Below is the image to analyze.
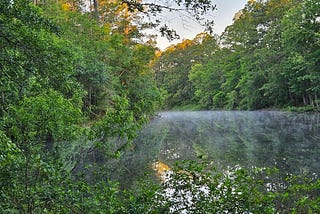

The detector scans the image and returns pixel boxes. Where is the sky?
[155,0,248,50]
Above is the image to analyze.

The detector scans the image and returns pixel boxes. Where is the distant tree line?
[154,0,320,111]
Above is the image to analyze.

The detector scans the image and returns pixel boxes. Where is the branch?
[127,1,216,37]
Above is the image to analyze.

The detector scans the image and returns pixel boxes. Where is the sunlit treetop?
[30,0,216,41]
[72,0,217,40]
[125,0,217,40]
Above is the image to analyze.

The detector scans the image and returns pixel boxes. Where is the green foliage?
[1,0,319,213]
[0,0,84,116]
[0,131,22,198]
[3,90,83,146]
[154,34,219,108]
[171,104,203,111]
[213,91,226,109]
[89,95,138,160]
[279,0,320,109]
[0,130,21,166]
[156,0,319,111]
[0,0,163,212]
[147,160,320,213]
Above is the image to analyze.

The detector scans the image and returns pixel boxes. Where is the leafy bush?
[136,160,320,213]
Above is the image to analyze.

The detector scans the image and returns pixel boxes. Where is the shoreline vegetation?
[153,0,319,113]
[169,105,320,113]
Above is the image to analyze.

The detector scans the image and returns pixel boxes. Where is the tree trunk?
[92,0,99,19]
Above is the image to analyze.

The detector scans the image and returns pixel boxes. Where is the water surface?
[116,111,320,186]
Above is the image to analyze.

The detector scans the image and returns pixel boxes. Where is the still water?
[114,111,320,187]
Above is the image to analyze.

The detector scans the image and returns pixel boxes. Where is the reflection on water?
[152,161,171,181]
[115,111,320,187]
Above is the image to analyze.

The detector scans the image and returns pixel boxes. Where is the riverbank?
[169,104,319,113]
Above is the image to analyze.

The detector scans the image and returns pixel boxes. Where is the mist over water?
[116,111,320,186]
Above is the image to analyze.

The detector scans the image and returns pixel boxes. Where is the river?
[109,111,320,188]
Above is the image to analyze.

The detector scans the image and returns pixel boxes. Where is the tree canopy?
[154,0,320,111]
[0,0,164,211]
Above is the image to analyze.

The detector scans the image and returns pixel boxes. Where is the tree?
[187,0,305,110]
[189,47,231,109]
[280,0,320,109]
[0,0,84,115]
[57,0,216,41]
[153,33,218,108]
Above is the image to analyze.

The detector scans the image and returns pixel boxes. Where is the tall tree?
[153,33,218,108]
[279,0,320,108]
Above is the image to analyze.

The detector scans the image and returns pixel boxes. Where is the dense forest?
[154,0,320,111]
[0,0,319,213]
[0,0,167,212]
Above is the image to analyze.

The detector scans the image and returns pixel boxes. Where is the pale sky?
[155,0,248,50]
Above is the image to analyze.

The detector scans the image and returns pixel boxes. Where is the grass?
[170,104,204,111]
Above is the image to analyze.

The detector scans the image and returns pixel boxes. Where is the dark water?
[115,111,320,187]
